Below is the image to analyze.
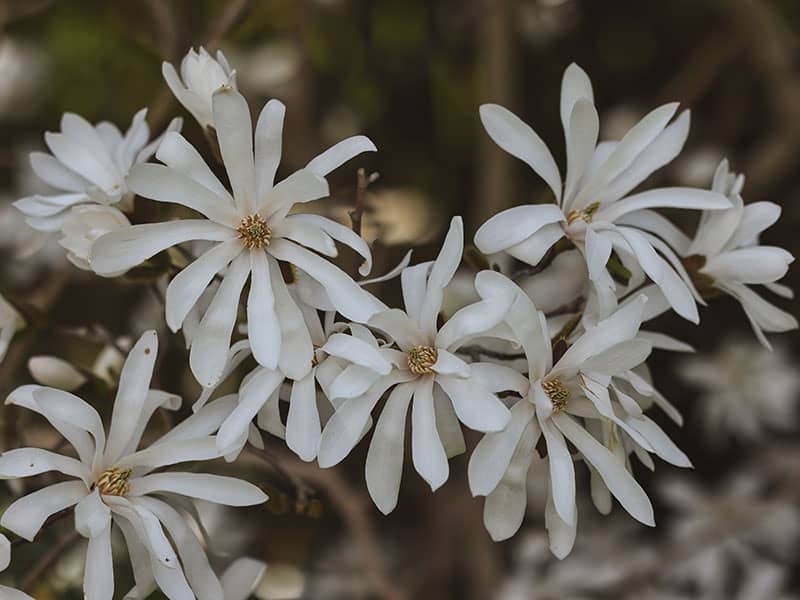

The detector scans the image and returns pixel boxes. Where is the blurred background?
[0,0,798,598]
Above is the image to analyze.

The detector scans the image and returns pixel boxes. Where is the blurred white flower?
[227,41,299,96]
[475,63,730,323]
[469,273,689,554]
[0,37,47,119]
[0,331,267,600]
[15,110,180,232]
[163,47,238,131]
[681,160,796,348]
[91,88,380,388]
[0,534,34,599]
[27,355,87,391]
[319,218,521,512]
[678,337,800,442]
[0,294,24,364]
[255,563,304,600]
[222,557,268,600]
[59,205,131,274]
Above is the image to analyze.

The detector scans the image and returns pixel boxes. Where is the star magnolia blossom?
[163,47,237,131]
[474,63,731,322]
[14,109,180,239]
[90,86,382,387]
[196,301,393,463]
[318,217,526,513]
[0,331,267,600]
[467,272,690,555]
[678,160,796,348]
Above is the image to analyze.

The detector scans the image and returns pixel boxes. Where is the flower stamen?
[237,214,272,249]
[542,378,570,412]
[407,346,438,375]
[566,201,600,225]
[96,467,132,497]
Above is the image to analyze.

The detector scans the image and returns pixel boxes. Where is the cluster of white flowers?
[1,48,795,598]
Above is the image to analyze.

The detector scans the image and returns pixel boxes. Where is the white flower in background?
[14,109,180,237]
[0,293,24,363]
[163,47,237,131]
[677,337,800,442]
[679,160,796,348]
[59,204,131,274]
[468,272,690,554]
[474,63,731,322]
[0,534,34,599]
[318,217,523,513]
[27,355,87,391]
[91,87,382,387]
[196,303,392,462]
[0,331,267,600]
[220,558,267,600]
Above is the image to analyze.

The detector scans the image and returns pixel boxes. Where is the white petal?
[368,309,426,351]
[624,414,691,467]
[75,489,111,538]
[721,282,798,335]
[327,363,380,400]
[129,473,268,505]
[27,356,87,391]
[155,131,232,200]
[365,381,415,514]
[473,204,564,254]
[433,385,466,458]
[435,294,514,351]
[1,481,87,541]
[563,99,599,206]
[545,489,577,559]
[539,415,576,526]
[467,362,530,395]
[105,331,159,465]
[616,209,692,256]
[305,135,377,176]
[322,333,391,374]
[726,201,781,250]
[400,261,431,323]
[418,216,463,336]
[554,413,655,525]
[91,220,234,276]
[247,250,281,369]
[411,377,449,491]
[270,263,314,380]
[268,239,381,322]
[117,437,221,472]
[84,521,114,600]
[221,558,266,600]
[597,187,730,223]
[290,214,373,276]
[468,400,536,496]
[584,226,612,281]
[126,163,239,226]
[273,216,337,257]
[559,63,594,129]
[217,367,284,452]
[286,373,321,461]
[479,104,562,201]
[505,223,564,266]
[581,339,652,374]
[704,247,793,284]
[430,350,470,378]
[212,86,256,214]
[260,168,329,222]
[0,448,89,482]
[44,130,118,191]
[254,99,286,201]
[190,253,251,387]
[29,151,89,192]
[435,375,509,432]
[166,240,243,332]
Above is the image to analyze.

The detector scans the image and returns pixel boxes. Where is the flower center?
[542,378,570,412]
[95,467,132,497]
[407,346,438,375]
[237,214,272,249]
[566,201,600,225]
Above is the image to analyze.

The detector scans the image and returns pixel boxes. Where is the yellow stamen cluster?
[95,467,132,497]
[407,346,438,375]
[542,378,570,412]
[237,214,272,249]
[566,201,600,225]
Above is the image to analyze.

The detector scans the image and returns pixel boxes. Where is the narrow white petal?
[217,367,284,452]
[290,214,374,276]
[598,187,730,223]
[270,262,314,380]
[418,217,464,336]
[474,204,564,254]
[83,521,114,600]
[260,168,329,222]
[1,481,87,541]
[368,309,427,351]
[704,246,793,285]
[584,226,612,281]
[435,295,514,351]
[129,473,268,505]
[563,99,599,206]
[545,489,577,559]
[75,489,111,538]
[322,333,391,374]
[212,87,257,214]
[430,350,471,378]
[400,261,431,323]
[247,251,281,369]
[0,448,89,482]
[435,376,510,432]
[254,99,286,201]
[539,415,576,526]
[221,558,266,600]
[286,374,321,461]
[411,377,449,491]
[305,135,377,177]
[505,223,564,266]
[155,131,232,200]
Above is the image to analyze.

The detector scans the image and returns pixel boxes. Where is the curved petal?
[0,447,89,483]
[418,217,463,336]
[155,131,232,200]
[289,214,373,276]
[322,333,391,374]
[128,473,268,506]
[368,309,426,352]
[1,481,87,541]
[91,220,234,276]
[286,373,321,461]
[597,188,730,223]
[260,168,329,222]
[254,99,286,202]
[703,246,793,285]
[539,415,576,526]
[505,223,564,266]
[474,204,564,254]
[217,367,284,452]
[435,375,510,432]
[305,135,377,177]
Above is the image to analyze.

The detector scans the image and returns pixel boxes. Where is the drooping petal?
[217,367,284,453]
[260,169,330,222]
[479,104,562,201]
[410,376,449,491]
[0,448,90,483]
[365,381,415,514]
[75,489,111,539]
[286,373,321,462]
[290,214,374,276]
[220,558,266,600]
[1,481,87,541]
[270,261,314,380]
[545,487,577,559]
[83,521,114,600]
[474,204,564,254]
[435,294,515,351]
[247,250,281,369]
[539,415,577,526]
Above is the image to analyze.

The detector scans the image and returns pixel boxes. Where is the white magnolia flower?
[677,337,800,442]
[196,301,392,462]
[220,558,267,600]
[91,87,382,387]
[468,272,690,554]
[0,534,34,599]
[474,63,731,322]
[679,160,796,348]
[163,47,237,131]
[60,204,131,274]
[0,330,267,600]
[0,293,24,363]
[14,109,180,236]
[318,217,523,513]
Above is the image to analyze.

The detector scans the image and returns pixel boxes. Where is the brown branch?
[349,168,370,236]
[249,445,408,600]
[21,529,81,593]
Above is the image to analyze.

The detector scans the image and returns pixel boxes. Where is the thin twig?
[350,168,379,236]
[21,529,81,593]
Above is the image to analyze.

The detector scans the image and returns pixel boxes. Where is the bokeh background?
[0,0,798,598]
